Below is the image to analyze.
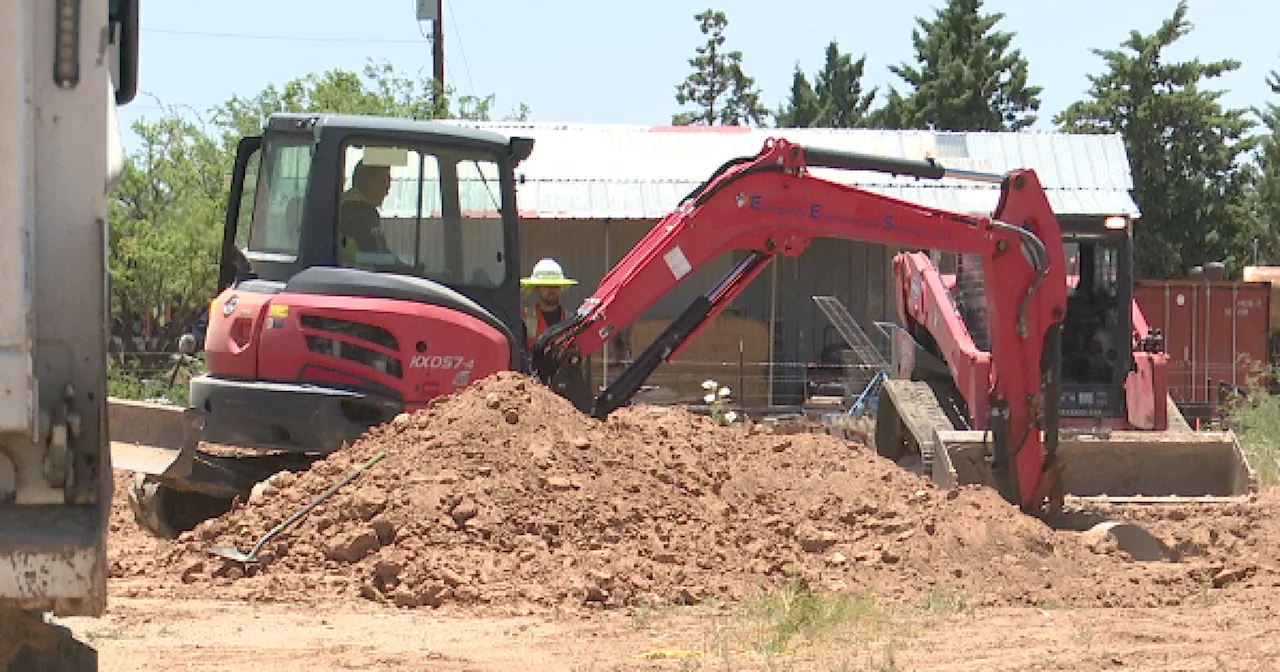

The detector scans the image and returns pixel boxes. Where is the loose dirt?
[108,372,1277,614]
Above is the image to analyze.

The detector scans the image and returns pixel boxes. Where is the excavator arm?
[533,138,1068,513]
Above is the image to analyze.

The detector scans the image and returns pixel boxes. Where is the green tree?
[1250,69,1280,265]
[110,106,226,353]
[814,42,877,128]
[214,59,503,144]
[1054,1,1257,278]
[873,0,1042,131]
[777,41,877,128]
[776,66,821,128]
[672,10,768,126]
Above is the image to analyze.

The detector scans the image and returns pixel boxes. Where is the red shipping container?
[1134,280,1272,410]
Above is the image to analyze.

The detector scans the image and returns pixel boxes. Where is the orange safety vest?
[524,304,566,353]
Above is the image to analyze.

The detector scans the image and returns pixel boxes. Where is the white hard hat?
[521,258,578,287]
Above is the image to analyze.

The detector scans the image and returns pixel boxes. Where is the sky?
[118,0,1280,149]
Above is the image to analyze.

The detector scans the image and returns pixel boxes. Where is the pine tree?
[813,41,877,128]
[672,10,768,126]
[1055,0,1256,278]
[777,41,877,129]
[874,0,1041,131]
[775,66,820,128]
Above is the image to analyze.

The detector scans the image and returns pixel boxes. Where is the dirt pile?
[114,372,1271,611]
[1086,493,1280,584]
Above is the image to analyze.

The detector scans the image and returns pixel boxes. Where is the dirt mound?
[1084,491,1280,584]
[116,372,1262,611]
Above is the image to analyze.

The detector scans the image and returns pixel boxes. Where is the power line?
[143,28,426,45]
[446,0,478,101]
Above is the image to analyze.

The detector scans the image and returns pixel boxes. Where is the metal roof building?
[444,122,1141,407]
[450,121,1140,221]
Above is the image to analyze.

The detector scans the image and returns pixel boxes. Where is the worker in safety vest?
[521,258,578,353]
[339,161,392,264]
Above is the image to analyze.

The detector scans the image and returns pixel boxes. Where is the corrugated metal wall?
[518,218,895,367]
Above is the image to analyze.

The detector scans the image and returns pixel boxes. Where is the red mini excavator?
[112,114,1253,537]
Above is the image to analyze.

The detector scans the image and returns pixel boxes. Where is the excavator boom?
[534,138,1068,514]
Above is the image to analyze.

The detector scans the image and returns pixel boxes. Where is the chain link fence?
[107,351,205,407]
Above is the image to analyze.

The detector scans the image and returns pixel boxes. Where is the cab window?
[245,134,312,256]
[337,141,507,289]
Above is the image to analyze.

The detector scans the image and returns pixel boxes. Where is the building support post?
[767,257,778,407]
[602,218,611,389]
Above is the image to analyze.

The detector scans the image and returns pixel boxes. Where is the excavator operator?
[339,160,393,264]
[521,258,577,353]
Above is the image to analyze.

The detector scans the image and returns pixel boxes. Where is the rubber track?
[881,379,958,477]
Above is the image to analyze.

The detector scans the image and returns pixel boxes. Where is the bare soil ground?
[61,372,1280,670]
[61,595,1280,671]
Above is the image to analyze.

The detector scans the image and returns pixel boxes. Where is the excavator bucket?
[877,380,1257,505]
[1057,430,1255,500]
[934,428,1257,501]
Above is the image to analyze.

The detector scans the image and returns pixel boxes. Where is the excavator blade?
[108,397,329,538]
[107,397,203,478]
[933,429,1257,500]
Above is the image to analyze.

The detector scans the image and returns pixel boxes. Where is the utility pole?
[433,0,444,92]
[417,0,444,97]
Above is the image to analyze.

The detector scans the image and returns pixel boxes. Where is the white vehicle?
[0,0,139,668]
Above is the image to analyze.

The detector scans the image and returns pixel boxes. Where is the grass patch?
[678,577,905,669]
[739,577,881,657]
[1073,626,1095,652]
[107,356,201,407]
[921,586,970,614]
[647,580,979,669]
[83,625,132,642]
[627,597,689,631]
[1221,364,1280,485]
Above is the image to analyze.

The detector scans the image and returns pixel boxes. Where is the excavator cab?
[217,114,533,337]
[900,210,1254,506]
[114,114,547,536]
[1058,218,1135,424]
